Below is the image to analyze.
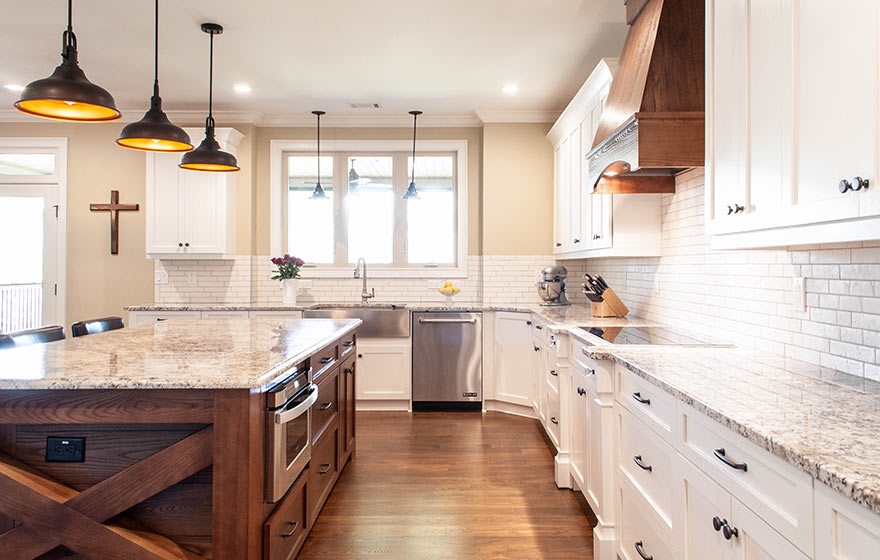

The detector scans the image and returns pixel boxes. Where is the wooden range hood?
[586,0,705,194]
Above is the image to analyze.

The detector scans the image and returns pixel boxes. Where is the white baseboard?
[483,399,538,419]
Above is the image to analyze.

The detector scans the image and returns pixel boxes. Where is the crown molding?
[474,109,561,123]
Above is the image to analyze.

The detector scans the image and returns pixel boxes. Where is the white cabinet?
[354,338,411,408]
[707,0,880,248]
[494,312,534,407]
[553,137,572,252]
[146,127,243,258]
[569,367,589,493]
[815,483,880,560]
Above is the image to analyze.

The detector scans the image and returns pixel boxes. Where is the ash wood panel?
[211,390,263,560]
[0,390,214,425]
[297,412,595,559]
[10,424,209,490]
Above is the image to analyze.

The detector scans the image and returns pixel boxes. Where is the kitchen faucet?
[353,257,375,304]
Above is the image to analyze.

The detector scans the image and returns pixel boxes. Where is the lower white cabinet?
[494,312,534,407]
[354,338,411,408]
[128,309,303,325]
[814,483,880,560]
[569,367,590,493]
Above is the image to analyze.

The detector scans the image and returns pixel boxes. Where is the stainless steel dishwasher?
[411,311,482,411]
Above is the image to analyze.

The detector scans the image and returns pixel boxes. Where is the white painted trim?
[269,139,469,278]
[547,58,619,145]
[475,109,561,123]
[0,137,66,329]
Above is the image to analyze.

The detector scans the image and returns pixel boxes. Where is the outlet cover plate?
[46,436,85,462]
[187,272,198,285]
[155,270,168,285]
[792,276,806,312]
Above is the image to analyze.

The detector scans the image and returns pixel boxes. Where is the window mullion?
[334,152,347,267]
[393,153,408,267]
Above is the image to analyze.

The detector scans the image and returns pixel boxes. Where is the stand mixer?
[536,265,571,306]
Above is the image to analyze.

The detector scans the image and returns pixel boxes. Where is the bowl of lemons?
[438,281,461,304]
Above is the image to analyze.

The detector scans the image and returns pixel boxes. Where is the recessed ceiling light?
[3,84,25,92]
[233,84,252,94]
[502,84,519,95]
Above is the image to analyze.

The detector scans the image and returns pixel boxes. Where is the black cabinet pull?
[593,234,601,240]
[633,455,653,472]
[281,521,299,538]
[319,401,333,410]
[320,357,333,364]
[577,387,586,396]
[556,242,562,247]
[713,516,725,532]
[722,523,739,540]
[344,367,353,375]
[634,541,653,560]
[535,325,543,330]
[319,463,331,474]
[632,392,651,405]
[550,370,558,376]
[526,320,532,326]
[342,341,354,347]
[574,238,580,243]
[713,447,748,472]
[550,417,558,424]
[534,346,540,352]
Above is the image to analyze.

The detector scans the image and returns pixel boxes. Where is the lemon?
[444,281,453,288]
[452,287,461,294]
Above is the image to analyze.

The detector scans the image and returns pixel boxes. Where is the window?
[279,144,464,276]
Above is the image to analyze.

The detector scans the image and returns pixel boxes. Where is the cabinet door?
[709,0,749,232]
[792,0,876,225]
[181,168,226,254]
[343,358,356,454]
[494,312,533,406]
[569,370,589,492]
[578,116,593,249]
[680,458,734,560]
[731,498,810,560]
[554,138,572,253]
[568,129,583,249]
[591,193,612,249]
[355,341,410,401]
[146,153,184,254]
[585,385,603,510]
[531,336,541,414]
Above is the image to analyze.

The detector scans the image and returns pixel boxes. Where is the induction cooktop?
[578,326,733,347]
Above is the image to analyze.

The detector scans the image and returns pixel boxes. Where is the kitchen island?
[0,317,360,560]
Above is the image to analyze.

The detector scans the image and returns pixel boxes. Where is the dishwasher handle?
[418,317,478,324]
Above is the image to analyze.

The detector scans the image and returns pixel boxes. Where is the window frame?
[270,139,468,278]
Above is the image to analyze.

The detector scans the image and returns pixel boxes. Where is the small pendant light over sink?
[403,110,423,199]
[180,23,239,172]
[14,0,120,122]
[310,111,327,199]
[117,0,192,152]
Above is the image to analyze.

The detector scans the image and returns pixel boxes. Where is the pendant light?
[348,158,360,194]
[310,111,327,199]
[116,0,192,152]
[14,0,120,122]
[179,23,239,172]
[403,110,423,199]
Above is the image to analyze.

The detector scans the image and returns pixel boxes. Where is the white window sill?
[299,265,467,279]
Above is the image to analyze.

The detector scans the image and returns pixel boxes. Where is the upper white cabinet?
[707,0,880,248]
[548,58,662,259]
[146,127,243,258]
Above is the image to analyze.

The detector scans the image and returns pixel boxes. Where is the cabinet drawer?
[201,310,249,318]
[264,467,308,560]
[616,405,677,534]
[544,386,561,448]
[546,362,560,394]
[531,316,550,344]
[129,311,201,325]
[616,365,675,443]
[311,367,339,445]
[339,331,356,357]
[312,342,339,383]
[679,406,814,554]
[308,424,339,522]
[617,481,678,560]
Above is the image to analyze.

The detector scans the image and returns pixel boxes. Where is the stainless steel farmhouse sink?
[303,305,410,338]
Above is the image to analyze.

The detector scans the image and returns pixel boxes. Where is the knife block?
[590,288,629,317]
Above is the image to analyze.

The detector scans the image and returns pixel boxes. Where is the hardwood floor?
[298,411,596,560]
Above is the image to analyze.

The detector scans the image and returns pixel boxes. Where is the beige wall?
[254,126,483,255]
[482,123,554,255]
[0,120,255,324]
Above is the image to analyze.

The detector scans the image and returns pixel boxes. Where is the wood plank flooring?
[298,411,596,560]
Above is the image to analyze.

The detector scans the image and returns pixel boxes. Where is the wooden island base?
[0,334,357,560]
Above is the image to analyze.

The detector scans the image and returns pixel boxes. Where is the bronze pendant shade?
[15,0,120,122]
[180,23,239,172]
[117,0,192,152]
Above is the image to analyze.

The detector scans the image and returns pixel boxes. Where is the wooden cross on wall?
[89,190,139,255]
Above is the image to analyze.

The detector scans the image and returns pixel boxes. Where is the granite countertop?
[589,345,880,515]
[0,317,361,391]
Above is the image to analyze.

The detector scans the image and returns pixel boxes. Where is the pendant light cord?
[63,0,77,60]
[153,0,159,95]
[410,112,418,185]
[316,112,321,184]
[206,28,214,130]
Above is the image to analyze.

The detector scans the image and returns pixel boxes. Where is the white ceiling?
[0,0,627,124]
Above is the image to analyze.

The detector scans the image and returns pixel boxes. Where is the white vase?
[281,279,302,305]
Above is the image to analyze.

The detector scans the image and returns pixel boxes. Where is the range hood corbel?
[587,0,705,194]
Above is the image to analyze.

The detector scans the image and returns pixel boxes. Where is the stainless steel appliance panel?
[411,312,482,403]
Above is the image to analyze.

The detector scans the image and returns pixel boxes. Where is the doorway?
[0,140,66,333]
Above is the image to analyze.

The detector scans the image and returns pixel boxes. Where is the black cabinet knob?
[734,204,744,214]
[840,179,853,193]
[555,242,562,247]
[184,242,190,247]
[853,176,870,191]
[573,238,580,243]
[727,205,734,215]
[592,234,601,240]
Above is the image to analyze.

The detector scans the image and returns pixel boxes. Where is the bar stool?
[70,316,125,338]
[0,334,13,349]
[3,325,65,347]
